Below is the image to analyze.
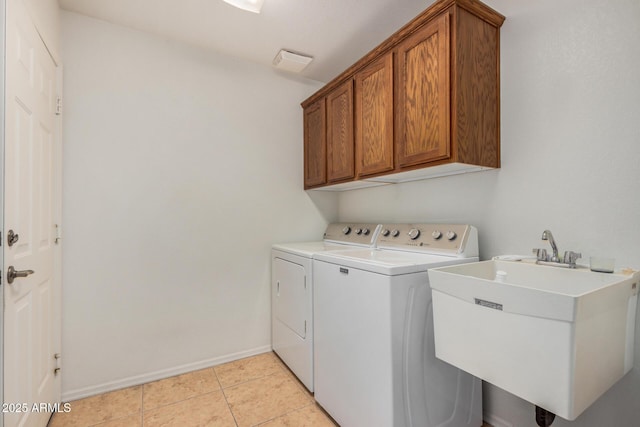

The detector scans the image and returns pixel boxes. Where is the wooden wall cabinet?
[326,80,355,183]
[302,0,505,190]
[355,54,394,178]
[395,13,451,169]
[395,5,502,175]
[303,98,326,188]
[303,80,356,189]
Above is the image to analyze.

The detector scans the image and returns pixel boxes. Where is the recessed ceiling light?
[222,0,264,14]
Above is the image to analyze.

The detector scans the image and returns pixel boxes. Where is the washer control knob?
[354,228,363,235]
[446,230,457,241]
[432,230,442,240]
[362,228,370,235]
[381,229,390,237]
[408,228,421,240]
[342,226,351,235]
[391,229,400,237]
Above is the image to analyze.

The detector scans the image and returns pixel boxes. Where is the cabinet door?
[355,54,394,177]
[396,13,450,168]
[326,80,355,182]
[303,98,326,188]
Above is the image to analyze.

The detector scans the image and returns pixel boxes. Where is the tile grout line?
[219,360,303,427]
[86,409,142,427]
[269,357,339,427]
[250,400,318,427]
[140,369,224,414]
[88,416,134,427]
[264,356,318,423]
[245,359,317,427]
[219,368,286,391]
[75,385,145,427]
[144,390,232,424]
[275,357,316,399]
[140,381,145,426]
[213,366,240,427]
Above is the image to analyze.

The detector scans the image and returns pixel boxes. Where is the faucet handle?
[533,248,548,261]
[563,251,582,267]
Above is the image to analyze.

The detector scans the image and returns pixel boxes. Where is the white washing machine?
[313,223,482,427]
[271,223,381,392]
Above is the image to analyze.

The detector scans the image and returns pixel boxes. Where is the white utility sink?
[428,259,639,421]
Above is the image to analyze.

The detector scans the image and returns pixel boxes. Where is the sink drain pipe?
[535,405,556,427]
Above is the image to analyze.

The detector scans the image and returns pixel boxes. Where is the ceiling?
[58,0,442,83]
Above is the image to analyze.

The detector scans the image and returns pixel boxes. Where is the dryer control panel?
[377,224,478,257]
[323,223,382,246]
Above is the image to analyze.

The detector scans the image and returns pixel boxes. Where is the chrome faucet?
[541,230,559,262]
[533,229,582,268]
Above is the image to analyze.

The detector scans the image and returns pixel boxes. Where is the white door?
[3,0,61,425]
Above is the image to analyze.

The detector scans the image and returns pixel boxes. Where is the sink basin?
[428,259,639,421]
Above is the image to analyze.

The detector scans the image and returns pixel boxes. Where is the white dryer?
[271,223,381,392]
[313,224,482,427]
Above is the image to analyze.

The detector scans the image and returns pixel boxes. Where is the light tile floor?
[48,352,336,427]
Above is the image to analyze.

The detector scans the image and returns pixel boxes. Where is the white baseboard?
[484,413,514,427]
[62,345,272,402]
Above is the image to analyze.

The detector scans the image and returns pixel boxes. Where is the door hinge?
[55,224,62,244]
[55,97,63,115]
[54,353,61,375]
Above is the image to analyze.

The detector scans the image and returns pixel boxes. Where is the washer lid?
[313,249,478,275]
[272,223,382,257]
[272,241,366,258]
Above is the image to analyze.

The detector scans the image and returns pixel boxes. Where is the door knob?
[7,266,34,284]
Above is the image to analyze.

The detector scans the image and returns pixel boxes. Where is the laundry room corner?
[58,10,335,399]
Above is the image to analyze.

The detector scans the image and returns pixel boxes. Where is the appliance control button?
[363,228,370,235]
[342,226,351,235]
[381,229,390,237]
[391,229,400,237]
[432,230,442,240]
[408,228,421,240]
[354,228,363,235]
[446,231,457,241]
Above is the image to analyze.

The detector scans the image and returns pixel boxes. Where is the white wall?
[338,0,640,426]
[60,11,335,399]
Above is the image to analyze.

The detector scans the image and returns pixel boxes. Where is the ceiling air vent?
[273,49,313,73]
